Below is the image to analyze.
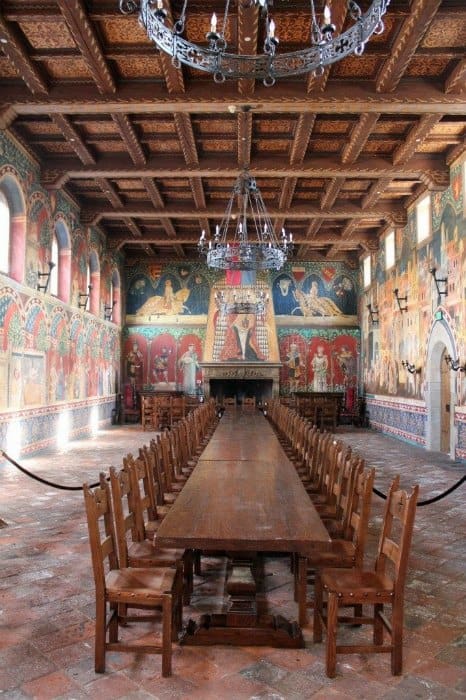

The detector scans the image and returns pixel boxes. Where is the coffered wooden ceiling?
[0,0,465,265]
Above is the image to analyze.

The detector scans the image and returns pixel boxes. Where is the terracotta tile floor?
[1,423,465,699]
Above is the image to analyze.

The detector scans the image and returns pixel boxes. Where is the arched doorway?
[426,317,457,456]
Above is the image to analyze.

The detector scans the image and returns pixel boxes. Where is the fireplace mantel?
[200,362,282,398]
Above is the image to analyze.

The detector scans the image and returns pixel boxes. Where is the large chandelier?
[198,171,293,271]
[119,0,390,86]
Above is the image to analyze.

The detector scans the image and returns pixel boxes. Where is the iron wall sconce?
[429,267,448,298]
[366,303,379,324]
[444,355,466,372]
[78,285,92,310]
[36,261,55,293]
[394,288,408,312]
[104,301,116,321]
[401,361,421,375]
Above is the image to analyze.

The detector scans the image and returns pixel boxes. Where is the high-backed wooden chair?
[171,395,186,424]
[223,396,237,410]
[313,477,419,678]
[83,478,182,676]
[109,466,193,604]
[141,395,156,430]
[242,396,256,410]
[296,467,375,625]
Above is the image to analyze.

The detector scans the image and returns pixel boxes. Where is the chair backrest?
[83,476,119,597]
[242,397,256,410]
[126,454,156,540]
[375,477,419,595]
[109,464,139,568]
[346,466,375,567]
[171,395,186,423]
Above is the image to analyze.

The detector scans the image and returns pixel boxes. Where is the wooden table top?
[154,412,331,553]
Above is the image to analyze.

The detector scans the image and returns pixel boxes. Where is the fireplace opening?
[209,379,273,405]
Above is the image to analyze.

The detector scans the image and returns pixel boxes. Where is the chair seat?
[106,566,178,602]
[128,541,185,567]
[320,567,394,599]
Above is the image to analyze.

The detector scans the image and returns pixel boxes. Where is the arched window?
[0,190,10,273]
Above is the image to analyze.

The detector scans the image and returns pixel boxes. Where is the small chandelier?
[215,288,269,315]
[119,0,390,86]
[198,171,293,271]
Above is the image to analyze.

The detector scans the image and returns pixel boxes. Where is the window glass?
[49,235,58,295]
[363,255,371,288]
[385,230,395,270]
[416,195,431,243]
[0,191,10,273]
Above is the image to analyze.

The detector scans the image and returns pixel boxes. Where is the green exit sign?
[435,310,443,320]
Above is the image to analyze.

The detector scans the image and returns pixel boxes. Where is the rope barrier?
[373,475,465,506]
[0,449,100,491]
[1,447,465,505]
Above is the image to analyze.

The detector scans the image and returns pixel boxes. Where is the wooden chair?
[296,467,375,625]
[223,396,237,410]
[141,395,156,430]
[155,395,172,429]
[109,466,193,604]
[171,395,186,424]
[317,398,338,432]
[242,396,256,410]
[313,477,419,678]
[82,478,182,676]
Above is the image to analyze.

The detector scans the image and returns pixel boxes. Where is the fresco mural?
[271,262,358,323]
[123,327,205,396]
[361,159,466,403]
[278,329,360,395]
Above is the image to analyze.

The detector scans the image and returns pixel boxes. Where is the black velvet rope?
[0,449,101,491]
[1,447,465,504]
[373,475,465,506]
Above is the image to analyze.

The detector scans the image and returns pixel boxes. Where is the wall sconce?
[394,288,408,312]
[104,301,116,321]
[429,267,448,298]
[36,261,55,293]
[401,360,421,375]
[366,303,379,324]
[444,355,466,372]
[78,285,92,310]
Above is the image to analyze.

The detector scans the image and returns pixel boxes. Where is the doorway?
[440,347,451,453]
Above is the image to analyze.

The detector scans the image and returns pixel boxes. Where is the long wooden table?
[154,410,330,646]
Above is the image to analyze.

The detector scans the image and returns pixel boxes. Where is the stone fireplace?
[200,362,282,403]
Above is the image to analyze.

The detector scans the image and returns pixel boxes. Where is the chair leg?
[391,606,403,675]
[374,602,384,645]
[313,573,323,643]
[297,556,308,627]
[162,594,172,678]
[326,591,338,679]
[183,549,194,605]
[193,548,202,576]
[95,598,107,673]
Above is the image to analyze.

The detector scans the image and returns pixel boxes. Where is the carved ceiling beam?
[111,113,146,166]
[0,105,16,130]
[96,178,123,208]
[341,113,380,164]
[402,183,430,210]
[392,113,443,166]
[56,0,115,96]
[375,0,442,93]
[306,0,348,94]
[445,58,466,95]
[157,2,185,94]
[325,219,360,258]
[174,113,199,165]
[238,108,253,169]
[7,84,466,115]
[446,137,466,167]
[51,114,95,165]
[279,178,297,209]
[290,114,316,165]
[41,153,444,184]
[362,178,393,209]
[0,13,48,95]
[141,177,164,209]
[90,202,404,223]
[320,177,345,210]
[237,3,259,97]
[124,218,143,238]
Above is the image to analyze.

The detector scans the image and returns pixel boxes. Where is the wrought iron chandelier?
[119,0,390,86]
[198,171,293,271]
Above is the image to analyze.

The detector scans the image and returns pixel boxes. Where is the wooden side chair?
[313,477,419,678]
[242,396,256,410]
[109,467,193,604]
[83,477,182,676]
[141,395,156,431]
[296,466,375,625]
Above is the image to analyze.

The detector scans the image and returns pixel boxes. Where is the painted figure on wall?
[296,280,343,317]
[153,347,171,384]
[126,341,143,389]
[185,274,209,315]
[311,345,329,391]
[273,274,298,315]
[286,342,302,392]
[220,314,265,362]
[178,343,200,395]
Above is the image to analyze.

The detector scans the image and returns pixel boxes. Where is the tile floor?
[0,422,465,699]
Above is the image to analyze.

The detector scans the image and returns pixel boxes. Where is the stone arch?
[54,216,72,303]
[0,169,27,282]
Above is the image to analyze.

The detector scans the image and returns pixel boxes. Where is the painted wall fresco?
[277,328,360,395]
[362,160,466,403]
[271,262,358,323]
